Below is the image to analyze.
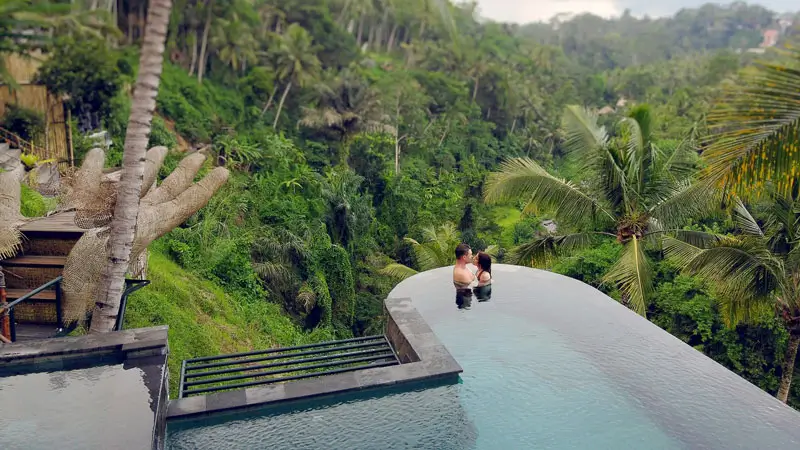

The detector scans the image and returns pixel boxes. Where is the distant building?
[616,97,628,108]
[760,29,780,48]
[598,106,615,115]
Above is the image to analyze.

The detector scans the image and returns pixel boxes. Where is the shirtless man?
[453,243,475,289]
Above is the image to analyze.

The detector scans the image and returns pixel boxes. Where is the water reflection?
[455,289,473,309]
[474,284,492,302]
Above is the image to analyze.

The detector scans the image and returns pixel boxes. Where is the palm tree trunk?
[472,77,479,101]
[273,81,292,130]
[90,0,171,334]
[510,117,517,135]
[356,16,364,45]
[188,31,198,75]
[387,23,398,51]
[197,0,213,83]
[260,85,279,117]
[777,333,800,402]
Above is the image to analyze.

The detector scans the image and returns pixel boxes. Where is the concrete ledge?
[167,298,462,420]
[0,325,169,367]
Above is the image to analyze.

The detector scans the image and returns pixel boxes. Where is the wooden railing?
[0,126,42,155]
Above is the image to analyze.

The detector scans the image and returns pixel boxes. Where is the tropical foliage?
[6,0,800,406]
[485,105,707,315]
[666,192,800,402]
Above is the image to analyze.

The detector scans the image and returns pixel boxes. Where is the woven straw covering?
[4,146,228,324]
[58,148,228,323]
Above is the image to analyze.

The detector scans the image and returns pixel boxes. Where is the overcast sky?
[472,1,797,23]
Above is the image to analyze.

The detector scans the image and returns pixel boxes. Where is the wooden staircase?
[1,212,84,341]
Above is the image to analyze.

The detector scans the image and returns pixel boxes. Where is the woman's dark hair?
[477,252,492,274]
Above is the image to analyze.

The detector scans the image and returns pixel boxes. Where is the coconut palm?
[272,23,321,129]
[299,69,394,162]
[701,45,800,197]
[664,191,800,403]
[92,0,173,333]
[485,105,711,315]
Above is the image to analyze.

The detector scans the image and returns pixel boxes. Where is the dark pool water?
[0,362,156,449]
[168,265,800,449]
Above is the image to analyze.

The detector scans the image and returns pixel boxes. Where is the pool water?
[168,265,800,449]
[0,362,156,449]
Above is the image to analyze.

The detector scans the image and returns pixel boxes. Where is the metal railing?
[179,335,401,398]
[115,279,151,331]
[0,275,150,342]
[0,276,63,343]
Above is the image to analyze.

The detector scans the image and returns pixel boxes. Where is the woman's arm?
[479,272,491,283]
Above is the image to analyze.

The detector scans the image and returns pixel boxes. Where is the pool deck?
[166,297,463,420]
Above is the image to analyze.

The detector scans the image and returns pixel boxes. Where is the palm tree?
[701,46,800,197]
[300,69,394,162]
[91,0,172,333]
[665,192,800,403]
[381,223,461,279]
[210,14,257,74]
[485,105,711,315]
[272,23,321,129]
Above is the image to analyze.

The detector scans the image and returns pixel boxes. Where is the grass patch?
[20,183,57,217]
[124,243,333,397]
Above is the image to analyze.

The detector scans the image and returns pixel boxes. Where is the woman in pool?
[473,252,492,301]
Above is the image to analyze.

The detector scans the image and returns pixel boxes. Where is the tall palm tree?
[272,23,321,129]
[485,105,710,315]
[701,45,800,197]
[665,192,800,403]
[299,69,394,162]
[91,0,172,333]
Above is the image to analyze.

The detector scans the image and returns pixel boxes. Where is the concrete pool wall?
[165,297,462,420]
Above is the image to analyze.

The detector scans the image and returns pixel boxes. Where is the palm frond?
[380,263,418,280]
[666,229,727,249]
[732,198,764,236]
[0,224,22,260]
[510,232,599,268]
[603,236,652,316]
[664,235,784,325]
[649,181,722,230]
[561,105,608,157]
[484,244,500,259]
[702,48,800,197]
[296,282,316,312]
[485,157,614,225]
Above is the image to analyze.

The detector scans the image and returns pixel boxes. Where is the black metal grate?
[179,335,400,397]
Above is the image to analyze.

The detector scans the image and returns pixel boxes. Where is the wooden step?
[5,288,57,302]
[2,255,67,268]
[13,323,60,342]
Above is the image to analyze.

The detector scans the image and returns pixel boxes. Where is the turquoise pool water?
[168,265,800,449]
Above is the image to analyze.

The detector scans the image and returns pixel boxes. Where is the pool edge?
[166,296,463,420]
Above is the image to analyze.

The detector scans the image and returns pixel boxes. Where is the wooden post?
[66,106,74,167]
[0,267,10,342]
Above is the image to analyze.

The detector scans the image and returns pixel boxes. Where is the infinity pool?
[168,265,800,449]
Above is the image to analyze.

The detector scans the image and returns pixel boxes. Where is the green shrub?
[20,183,55,217]
[148,116,178,150]
[1,104,45,142]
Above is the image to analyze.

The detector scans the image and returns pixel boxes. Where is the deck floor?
[13,324,59,342]
[19,211,85,234]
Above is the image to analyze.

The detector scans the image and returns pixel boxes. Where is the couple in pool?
[452,243,492,309]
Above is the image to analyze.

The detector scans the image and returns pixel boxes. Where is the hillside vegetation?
[5,0,800,406]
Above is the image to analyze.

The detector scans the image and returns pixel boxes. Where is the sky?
[472,1,797,24]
